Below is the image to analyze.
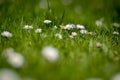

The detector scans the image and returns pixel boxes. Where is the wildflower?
[113,23,120,28]
[71,32,77,37]
[55,33,62,39]
[44,20,52,24]
[2,48,24,68]
[0,69,21,80]
[64,24,75,30]
[60,25,65,29]
[111,73,120,80]
[69,35,74,38]
[76,24,85,29]
[70,24,76,28]
[35,28,42,33]
[23,25,33,29]
[87,32,96,35]
[80,30,88,34]
[113,31,119,35]
[7,53,24,68]
[96,42,102,48]
[53,25,58,29]
[1,31,12,38]
[41,46,59,62]
[95,18,104,27]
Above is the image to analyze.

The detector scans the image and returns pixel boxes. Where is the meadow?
[0,0,120,80]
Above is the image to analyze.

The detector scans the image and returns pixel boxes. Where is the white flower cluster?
[44,20,52,24]
[60,23,96,35]
[55,33,62,39]
[2,48,24,68]
[23,25,33,30]
[113,31,119,35]
[69,32,77,38]
[1,31,12,38]
[35,28,42,33]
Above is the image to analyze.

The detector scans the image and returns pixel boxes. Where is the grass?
[0,0,120,80]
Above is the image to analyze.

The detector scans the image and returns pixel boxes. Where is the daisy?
[96,42,102,48]
[69,35,74,39]
[80,30,88,34]
[23,25,33,29]
[41,46,59,62]
[55,33,62,39]
[35,28,42,33]
[53,25,58,29]
[1,31,12,38]
[113,23,120,28]
[76,24,85,30]
[95,18,104,27]
[71,32,77,37]
[113,31,119,35]
[64,24,75,30]
[60,25,65,29]
[44,20,52,24]
[87,32,96,35]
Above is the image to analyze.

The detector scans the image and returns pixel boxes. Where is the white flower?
[96,42,102,48]
[113,31,119,35]
[55,33,62,39]
[111,73,120,80]
[53,25,58,29]
[41,46,59,62]
[2,48,24,68]
[69,35,74,38]
[76,24,85,29]
[64,24,75,30]
[95,18,104,27]
[7,53,24,68]
[1,31,12,38]
[23,25,33,29]
[35,28,42,33]
[60,25,65,29]
[87,32,96,35]
[80,30,88,34]
[71,32,77,37]
[70,24,76,28]
[113,23,120,28]
[0,69,20,80]
[44,20,52,24]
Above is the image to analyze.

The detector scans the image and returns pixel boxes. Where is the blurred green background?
[0,0,120,23]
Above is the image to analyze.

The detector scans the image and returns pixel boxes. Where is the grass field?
[0,0,120,80]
